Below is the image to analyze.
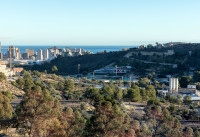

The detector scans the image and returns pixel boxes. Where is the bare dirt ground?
[0,81,24,96]
[123,102,146,118]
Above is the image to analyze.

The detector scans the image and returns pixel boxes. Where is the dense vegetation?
[23,44,200,79]
[24,51,127,75]
[0,72,7,82]
[1,70,200,136]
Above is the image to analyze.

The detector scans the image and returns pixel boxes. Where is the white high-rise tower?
[43,49,49,60]
[169,78,179,94]
[36,49,43,60]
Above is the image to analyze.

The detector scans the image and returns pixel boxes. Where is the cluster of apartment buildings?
[28,47,91,64]
[0,42,91,75]
[0,42,91,65]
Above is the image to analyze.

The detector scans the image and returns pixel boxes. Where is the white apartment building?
[43,49,49,60]
[0,64,15,76]
[169,78,179,94]
[36,49,43,60]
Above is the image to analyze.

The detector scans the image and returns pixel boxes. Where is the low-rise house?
[13,67,23,75]
[0,64,15,76]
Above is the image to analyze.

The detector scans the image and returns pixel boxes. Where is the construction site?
[0,42,23,77]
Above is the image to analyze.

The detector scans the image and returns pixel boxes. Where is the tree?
[1,91,12,100]
[183,127,193,137]
[131,120,140,135]
[16,86,61,136]
[138,78,150,87]
[148,72,156,81]
[32,70,41,77]
[0,72,7,82]
[85,101,133,137]
[183,95,192,105]
[179,76,192,88]
[24,78,34,91]
[84,88,104,105]
[16,78,25,89]
[146,85,156,100]
[0,92,13,120]
[140,88,148,101]
[64,79,74,92]
[140,123,152,137]
[194,129,200,137]
[127,85,141,102]
[56,82,64,91]
[52,65,58,72]
[101,85,114,96]
[176,95,183,104]
[114,88,123,101]
[194,71,200,82]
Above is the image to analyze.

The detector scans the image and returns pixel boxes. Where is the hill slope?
[24,51,127,75]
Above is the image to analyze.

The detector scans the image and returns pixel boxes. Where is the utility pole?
[10,46,12,69]
[93,71,95,80]
[78,64,80,74]
[115,65,118,77]
[129,75,132,87]
[1,43,15,70]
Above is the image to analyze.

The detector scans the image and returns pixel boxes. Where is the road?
[75,81,129,89]
[180,121,200,128]
[10,98,89,108]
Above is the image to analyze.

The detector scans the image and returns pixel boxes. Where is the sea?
[0,45,137,54]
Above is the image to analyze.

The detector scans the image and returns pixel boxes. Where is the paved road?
[180,121,200,128]
[75,81,128,89]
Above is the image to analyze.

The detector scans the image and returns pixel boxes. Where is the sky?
[0,0,200,46]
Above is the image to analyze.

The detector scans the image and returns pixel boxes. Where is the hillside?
[0,81,24,96]
[117,43,200,76]
[23,43,200,77]
[24,51,128,75]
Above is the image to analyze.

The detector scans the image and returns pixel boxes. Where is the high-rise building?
[36,49,43,60]
[0,53,3,60]
[26,49,34,58]
[54,49,60,57]
[16,48,21,60]
[9,46,15,59]
[22,53,29,59]
[169,78,179,94]
[5,46,15,59]
[43,49,49,60]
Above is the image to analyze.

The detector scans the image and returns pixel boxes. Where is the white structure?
[165,50,175,56]
[15,48,21,60]
[43,49,49,60]
[0,64,15,76]
[158,89,169,96]
[169,78,179,94]
[36,49,43,60]
[187,85,196,89]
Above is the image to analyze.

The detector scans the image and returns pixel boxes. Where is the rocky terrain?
[0,81,24,96]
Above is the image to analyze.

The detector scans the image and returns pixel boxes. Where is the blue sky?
[0,0,200,45]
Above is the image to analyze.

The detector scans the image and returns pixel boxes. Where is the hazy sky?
[0,0,200,45]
